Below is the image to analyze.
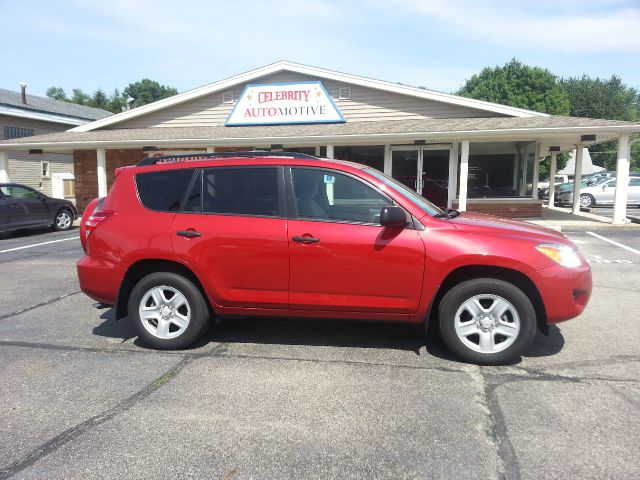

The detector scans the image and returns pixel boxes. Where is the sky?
[1,0,639,98]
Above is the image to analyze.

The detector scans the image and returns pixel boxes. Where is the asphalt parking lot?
[589,205,640,222]
[1,224,639,480]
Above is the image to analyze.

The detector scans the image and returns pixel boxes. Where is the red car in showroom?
[77,152,591,364]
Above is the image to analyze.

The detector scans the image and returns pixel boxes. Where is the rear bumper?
[77,255,124,305]
[535,263,592,323]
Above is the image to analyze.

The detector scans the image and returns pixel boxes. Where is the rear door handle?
[292,236,320,243]
[176,230,201,238]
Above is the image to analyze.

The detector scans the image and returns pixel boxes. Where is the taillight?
[85,210,115,236]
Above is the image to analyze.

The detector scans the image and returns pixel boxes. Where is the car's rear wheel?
[53,208,73,231]
[579,193,595,208]
[129,272,209,349]
[439,278,537,365]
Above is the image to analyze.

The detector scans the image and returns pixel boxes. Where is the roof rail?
[136,150,319,167]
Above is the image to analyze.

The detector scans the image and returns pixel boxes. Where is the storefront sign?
[225,81,345,126]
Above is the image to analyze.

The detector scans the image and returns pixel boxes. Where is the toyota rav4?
[77,152,592,364]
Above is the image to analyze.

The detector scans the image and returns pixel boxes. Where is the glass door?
[391,148,421,193]
[391,146,451,207]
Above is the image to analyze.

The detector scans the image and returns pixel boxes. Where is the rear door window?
[136,169,196,212]
[200,167,280,217]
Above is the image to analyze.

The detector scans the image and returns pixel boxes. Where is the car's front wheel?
[128,272,210,349]
[53,208,73,231]
[439,278,537,365]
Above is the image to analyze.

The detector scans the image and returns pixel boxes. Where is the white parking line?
[0,236,79,254]
[586,231,640,255]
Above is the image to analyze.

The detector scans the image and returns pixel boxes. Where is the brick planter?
[452,199,542,218]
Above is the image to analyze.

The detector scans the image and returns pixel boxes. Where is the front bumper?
[555,191,574,205]
[535,263,592,323]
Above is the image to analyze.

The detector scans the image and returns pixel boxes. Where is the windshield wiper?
[434,208,460,219]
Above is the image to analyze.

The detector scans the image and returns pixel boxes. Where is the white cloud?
[389,0,640,53]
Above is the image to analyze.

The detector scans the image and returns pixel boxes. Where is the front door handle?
[292,236,320,243]
[176,230,202,238]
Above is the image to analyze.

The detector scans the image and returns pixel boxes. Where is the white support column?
[383,144,392,175]
[326,144,334,159]
[548,152,557,207]
[206,147,215,153]
[97,148,107,197]
[612,134,631,225]
[447,142,459,209]
[532,142,540,200]
[314,146,321,156]
[458,140,469,212]
[571,145,584,214]
[0,150,9,183]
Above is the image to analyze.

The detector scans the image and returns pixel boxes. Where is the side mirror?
[379,206,407,228]
[602,184,607,191]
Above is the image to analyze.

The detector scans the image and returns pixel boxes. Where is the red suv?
[77,152,591,364]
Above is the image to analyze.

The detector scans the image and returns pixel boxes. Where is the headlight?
[535,244,583,267]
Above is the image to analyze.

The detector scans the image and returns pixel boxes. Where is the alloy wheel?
[453,294,521,354]
[138,285,191,339]
[56,211,72,229]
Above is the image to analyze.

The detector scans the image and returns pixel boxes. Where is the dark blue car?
[0,183,77,233]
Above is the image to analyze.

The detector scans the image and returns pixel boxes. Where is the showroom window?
[462,142,536,198]
[334,145,385,172]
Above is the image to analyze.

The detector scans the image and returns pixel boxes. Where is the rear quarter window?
[135,169,195,212]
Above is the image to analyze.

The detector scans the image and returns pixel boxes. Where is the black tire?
[579,193,595,208]
[53,208,73,231]
[438,278,537,365]
[128,272,210,349]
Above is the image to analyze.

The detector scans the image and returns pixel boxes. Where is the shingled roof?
[0,88,112,121]
[1,116,638,150]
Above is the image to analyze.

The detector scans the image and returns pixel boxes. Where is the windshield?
[364,168,445,217]
[560,176,609,190]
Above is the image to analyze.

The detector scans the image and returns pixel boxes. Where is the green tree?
[123,79,178,109]
[45,79,178,113]
[457,59,571,178]
[561,75,640,171]
[46,87,67,101]
[89,89,109,110]
[108,88,126,113]
[562,75,638,121]
[457,59,570,115]
[71,88,91,106]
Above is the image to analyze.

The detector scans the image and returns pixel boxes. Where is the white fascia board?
[281,62,548,118]
[4,124,639,151]
[0,105,89,126]
[70,61,548,133]
[69,62,294,132]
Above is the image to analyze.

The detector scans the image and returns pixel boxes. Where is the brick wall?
[73,148,144,212]
[106,149,145,188]
[452,200,542,218]
[73,150,97,213]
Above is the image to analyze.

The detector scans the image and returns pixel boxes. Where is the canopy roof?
[1,116,638,153]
